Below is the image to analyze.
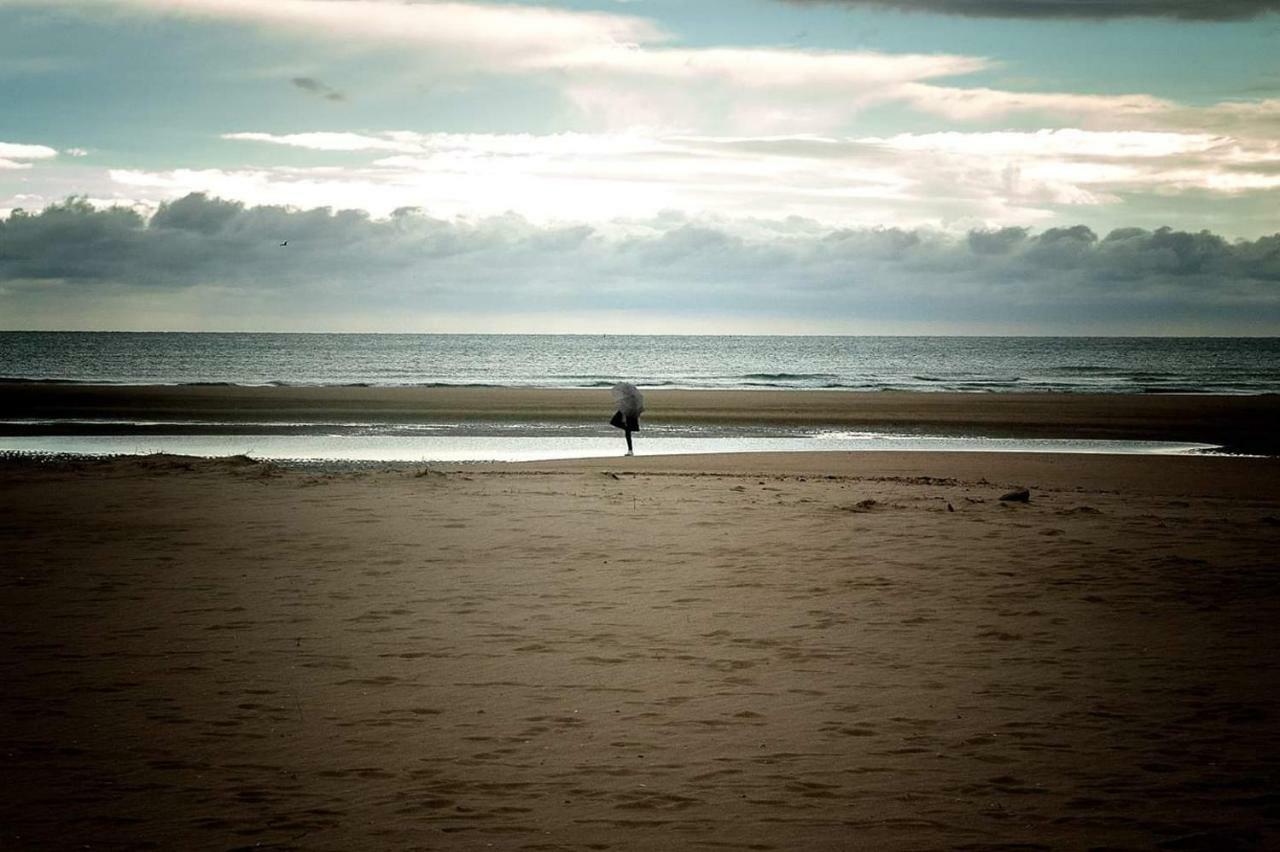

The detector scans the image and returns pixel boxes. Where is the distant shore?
[3,382,1278,454]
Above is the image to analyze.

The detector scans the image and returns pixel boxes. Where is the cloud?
[11,0,1008,132]
[125,128,1280,230]
[290,76,345,101]
[893,83,1175,123]
[1,194,1277,333]
[556,45,988,86]
[555,47,994,132]
[0,141,59,170]
[1190,99,1280,137]
[869,128,1222,157]
[223,131,421,152]
[20,0,1275,133]
[863,129,1280,200]
[17,0,666,72]
[0,143,59,159]
[782,0,1280,21]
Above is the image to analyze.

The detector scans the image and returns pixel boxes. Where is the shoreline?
[3,382,1278,454]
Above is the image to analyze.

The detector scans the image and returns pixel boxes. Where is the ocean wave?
[555,380,683,388]
[1051,365,1128,374]
[0,376,86,384]
[738,372,840,381]
[409,382,502,388]
[1124,373,1179,382]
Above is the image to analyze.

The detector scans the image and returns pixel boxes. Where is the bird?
[279,240,288,247]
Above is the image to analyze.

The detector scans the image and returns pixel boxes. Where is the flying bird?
[279,240,288,247]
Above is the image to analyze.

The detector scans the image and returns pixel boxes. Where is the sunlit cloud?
[554,44,989,85]
[155,128,1280,229]
[20,0,1275,136]
[894,83,1175,123]
[12,0,997,132]
[865,129,1280,199]
[16,0,666,71]
[24,0,985,88]
[0,141,59,170]
[222,131,423,153]
[869,129,1226,158]
[557,48,993,132]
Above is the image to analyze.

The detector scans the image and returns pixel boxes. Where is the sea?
[2,333,1274,462]
[3,332,1278,393]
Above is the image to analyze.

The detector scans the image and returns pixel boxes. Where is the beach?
[6,0,1280,844]
[3,437,1279,849]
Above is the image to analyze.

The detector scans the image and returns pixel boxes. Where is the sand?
[4,382,1280,452]
[3,449,1279,851]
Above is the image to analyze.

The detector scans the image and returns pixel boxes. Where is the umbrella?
[611,382,645,417]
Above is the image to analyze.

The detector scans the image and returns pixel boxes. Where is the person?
[609,382,644,456]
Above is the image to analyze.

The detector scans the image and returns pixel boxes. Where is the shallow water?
[0,432,1218,463]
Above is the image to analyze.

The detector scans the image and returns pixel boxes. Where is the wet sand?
[4,382,1279,452]
[2,450,1279,850]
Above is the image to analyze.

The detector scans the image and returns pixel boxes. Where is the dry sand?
[3,449,1279,851]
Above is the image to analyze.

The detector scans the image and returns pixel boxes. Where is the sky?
[1,0,1278,334]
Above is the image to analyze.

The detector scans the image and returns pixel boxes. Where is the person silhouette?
[609,382,644,456]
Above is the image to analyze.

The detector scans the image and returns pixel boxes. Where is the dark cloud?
[290,77,345,102]
[149,193,243,235]
[783,0,1280,21]
[1,194,1277,332]
[967,226,1027,255]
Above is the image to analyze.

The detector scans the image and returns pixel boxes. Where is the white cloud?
[864,129,1280,200]
[222,131,424,153]
[894,83,1175,123]
[557,48,994,132]
[31,0,985,90]
[20,0,1002,132]
[0,142,59,169]
[125,127,1280,232]
[555,45,988,86]
[124,133,946,225]
[0,142,59,159]
[868,129,1225,158]
[23,0,665,71]
[108,166,422,216]
[14,0,1280,142]
[26,0,1277,135]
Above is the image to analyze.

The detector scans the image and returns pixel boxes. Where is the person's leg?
[624,428,633,455]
